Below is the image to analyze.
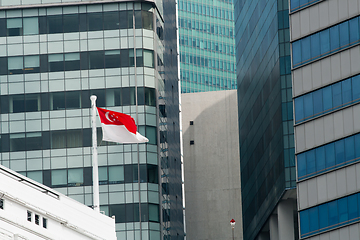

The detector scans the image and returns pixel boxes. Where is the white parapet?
[0,165,116,240]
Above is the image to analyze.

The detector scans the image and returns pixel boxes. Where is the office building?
[235,0,297,239]
[290,0,360,239]
[178,0,237,93]
[182,90,242,240]
[0,164,116,240]
[0,0,183,239]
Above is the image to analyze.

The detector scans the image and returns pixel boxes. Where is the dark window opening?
[35,214,40,225]
[190,140,194,145]
[43,218,47,228]
[27,211,32,222]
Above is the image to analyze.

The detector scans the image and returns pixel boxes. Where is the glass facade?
[300,192,360,238]
[0,1,183,239]
[292,15,360,68]
[290,0,360,239]
[178,0,236,93]
[235,0,295,239]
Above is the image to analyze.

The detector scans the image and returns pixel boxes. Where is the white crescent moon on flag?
[105,112,115,123]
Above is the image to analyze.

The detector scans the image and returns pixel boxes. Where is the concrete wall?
[182,90,242,240]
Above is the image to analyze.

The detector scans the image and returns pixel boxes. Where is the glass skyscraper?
[0,0,183,239]
[290,1,360,239]
[178,0,237,93]
[235,0,296,239]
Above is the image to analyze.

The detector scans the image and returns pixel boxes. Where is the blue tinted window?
[339,21,350,47]
[322,85,333,111]
[300,211,309,236]
[349,18,360,44]
[303,93,313,119]
[300,193,360,238]
[335,140,345,165]
[297,153,306,178]
[315,147,325,172]
[330,25,340,51]
[295,97,304,122]
[292,41,301,66]
[352,75,360,100]
[338,198,348,222]
[318,204,328,229]
[313,90,323,115]
[348,194,358,220]
[342,78,352,104]
[310,33,320,60]
[328,201,338,226]
[292,16,360,67]
[320,29,330,55]
[297,133,360,181]
[345,136,355,161]
[290,0,323,12]
[325,143,335,168]
[306,150,316,175]
[309,207,319,232]
[301,37,311,63]
[332,82,342,107]
[356,134,360,158]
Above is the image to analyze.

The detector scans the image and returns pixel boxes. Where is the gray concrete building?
[290,0,360,239]
[181,90,242,240]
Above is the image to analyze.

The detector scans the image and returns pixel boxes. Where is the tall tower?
[178,0,237,93]
[0,0,183,239]
[235,0,297,239]
[290,0,360,239]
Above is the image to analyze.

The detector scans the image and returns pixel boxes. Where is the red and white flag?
[97,107,149,144]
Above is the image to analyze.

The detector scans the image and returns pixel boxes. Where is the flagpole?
[90,95,100,212]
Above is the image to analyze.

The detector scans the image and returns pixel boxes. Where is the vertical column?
[269,215,279,240]
[278,200,295,240]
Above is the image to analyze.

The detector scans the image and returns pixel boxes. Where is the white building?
[0,164,116,240]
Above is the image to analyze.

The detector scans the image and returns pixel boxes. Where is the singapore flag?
[97,107,149,144]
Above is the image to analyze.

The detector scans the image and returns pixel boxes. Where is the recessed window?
[0,199,3,209]
[190,140,194,145]
[43,218,47,229]
[27,211,32,222]
[35,214,40,225]
[190,121,194,125]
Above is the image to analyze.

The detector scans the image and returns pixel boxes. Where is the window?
[64,53,80,71]
[87,12,103,31]
[89,51,104,69]
[105,50,120,68]
[51,169,67,186]
[27,211,32,222]
[47,15,63,34]
[23,17,38,35]
[27,171,43,184]
[295,73,360,123]
[8,56,23,75]
[0,199,3,209]
[43,218,47,229]
[292,15,360,67]
[108,166,124,183]
[7,18,22,36]
[104,12,119,30]
[24,56,40,73]
[68,168,83,186]
[35,214,40,225]
[149,204,160,222]
[63,14,79,33]
[297,133,360,180]
[48,54,64,72]
[143,50,154,68]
